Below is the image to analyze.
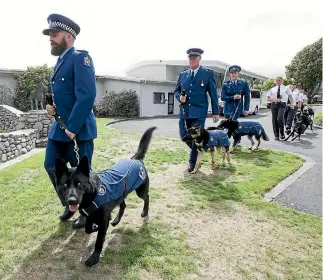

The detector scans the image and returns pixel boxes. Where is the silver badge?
[98,185,106,196]
[139,166,146,180]
[201,80,204,87]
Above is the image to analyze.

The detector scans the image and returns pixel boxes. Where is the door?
[168,92,174,114]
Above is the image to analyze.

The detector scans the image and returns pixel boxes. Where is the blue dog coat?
[80,159,147,216]
[233,121,263,136]
[200,130,230,151]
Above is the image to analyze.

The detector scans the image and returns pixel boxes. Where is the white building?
[0,60,269,117]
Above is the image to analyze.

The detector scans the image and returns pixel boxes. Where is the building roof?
[0,68,25,74]
[96,74,176,84]
[126,60,269,81]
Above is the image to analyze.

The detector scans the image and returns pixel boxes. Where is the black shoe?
[72,215,87,229]
[275,137,279,141]
[280,135,285,140]
[59,208,75,221]
[187,165,194,172]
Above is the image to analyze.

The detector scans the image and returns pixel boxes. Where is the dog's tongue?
[69,204,79,213]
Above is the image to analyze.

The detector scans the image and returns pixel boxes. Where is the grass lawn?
[313,112,322,126]
[0,118,321,280]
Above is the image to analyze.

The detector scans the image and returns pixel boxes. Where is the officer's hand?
[65,129,76,140]
[234,94,241,100]
[180,95,186,103]
[213,115,219,122]
[46,104,56,116]
[290,105,294,109]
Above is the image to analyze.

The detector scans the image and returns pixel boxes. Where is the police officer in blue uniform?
[174,48,220,172]
[221,65,250,120]
[43,14,97,229]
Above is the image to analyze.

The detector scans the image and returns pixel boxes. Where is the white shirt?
[298,92,307,102]
[290,90,300,106]
[267,84,292,103]
[190,66,200,77]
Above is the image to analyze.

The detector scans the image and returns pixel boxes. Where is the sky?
[0,0,322,78]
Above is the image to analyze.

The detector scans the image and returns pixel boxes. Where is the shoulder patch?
[139,166,146,180]
[83,55,91,67]
[98,184,106,196]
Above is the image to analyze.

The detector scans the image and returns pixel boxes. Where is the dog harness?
[233,121,263,136]
[200,130,230,151]
[80,159,147,216]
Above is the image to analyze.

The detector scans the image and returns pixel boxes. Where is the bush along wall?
[94,89,139,118]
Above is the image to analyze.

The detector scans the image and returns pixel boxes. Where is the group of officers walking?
[41,13,308,229]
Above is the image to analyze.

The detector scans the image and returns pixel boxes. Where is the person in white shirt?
[284,84,300,134]
[267,77,293,140]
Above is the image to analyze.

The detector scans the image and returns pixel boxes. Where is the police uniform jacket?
[174,66,220,119]
[233,121,263,137]
[200,130,230,151]
[49,47,97,142]
[80,159,147,216]
[221,80,250,116]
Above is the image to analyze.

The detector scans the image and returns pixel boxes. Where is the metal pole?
[223,65,229,84]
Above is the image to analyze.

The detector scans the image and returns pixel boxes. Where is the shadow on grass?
[8,221,93,280]
[9,220,196,280]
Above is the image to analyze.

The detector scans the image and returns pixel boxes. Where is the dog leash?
[230,97,242,120]
[46,93,80,165]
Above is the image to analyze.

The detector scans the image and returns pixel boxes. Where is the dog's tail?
[131,127,157,161]
[261,129,270,141]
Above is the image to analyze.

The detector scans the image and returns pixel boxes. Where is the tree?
[285,38,322,102]
[13,64,53,112]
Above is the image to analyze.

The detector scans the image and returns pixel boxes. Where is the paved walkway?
[110,107,322,216]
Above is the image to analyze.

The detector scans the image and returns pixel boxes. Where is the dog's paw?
[142,214,150,223]
[85,252,100,267]
[248,146,253,150]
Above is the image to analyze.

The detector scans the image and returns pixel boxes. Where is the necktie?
[277,85,281,99]
[191,70,195,80]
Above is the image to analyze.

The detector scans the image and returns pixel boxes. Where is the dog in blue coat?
[187,124,231,174]
[215,119,269,150]
[54,127,156,267]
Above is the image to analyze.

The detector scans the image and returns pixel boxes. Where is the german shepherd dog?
[215,119,269,150]
[285,107,313,141]
[187,124,231,174]
[54,127,156,267]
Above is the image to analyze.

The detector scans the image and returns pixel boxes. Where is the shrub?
[94,89,139,118]
[13,65,52,112]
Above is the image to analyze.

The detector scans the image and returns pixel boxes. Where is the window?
[251,89,261,99]
[153,92,165,104]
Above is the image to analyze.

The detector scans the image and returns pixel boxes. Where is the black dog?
[54,127,156,267]
[215,119,269,150]
[285,108,313,141]
[187,124,231,173]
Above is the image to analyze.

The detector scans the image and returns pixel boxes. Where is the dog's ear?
[196,125,203,136]
[76,156,90,177]
[55,158,68,180]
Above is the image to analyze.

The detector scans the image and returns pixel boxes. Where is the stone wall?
[0,105,54,148]
[0,105,22,131]
[0,129,37,163]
